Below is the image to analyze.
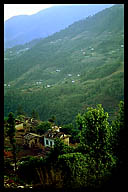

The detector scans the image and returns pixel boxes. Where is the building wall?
[24,136,39,148]
[44,137,69,147]
[44,137,54,147]
[28,137,43,148]
[29,139,35,148]
[63,138,69,146]
[15,123,24,130]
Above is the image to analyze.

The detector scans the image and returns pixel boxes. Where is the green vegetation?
[4,5,124,189]
[4,71,123,124]
[4,5,124,125]
[31,109,40,120]
[111,101,124,158]
[6,112,17,170]
[13,102,123,189]
[36,121,52,135]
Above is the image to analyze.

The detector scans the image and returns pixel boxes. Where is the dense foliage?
[111,101,125,158]
[36,121,52,135]
[4,5,124,190]
[16,102,123,189]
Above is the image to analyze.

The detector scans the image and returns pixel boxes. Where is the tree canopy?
[36,121,52,135]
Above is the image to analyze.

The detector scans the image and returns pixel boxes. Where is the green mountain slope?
[4,4,124,124]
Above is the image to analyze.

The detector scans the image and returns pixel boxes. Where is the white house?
[56,69,60,72]
[43,129,70,147]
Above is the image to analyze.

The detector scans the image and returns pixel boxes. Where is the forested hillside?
[4,4,124,125]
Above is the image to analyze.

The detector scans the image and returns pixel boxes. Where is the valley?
[4,4,124,190]
[4,4,124,125]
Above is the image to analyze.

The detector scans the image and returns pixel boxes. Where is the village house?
[15,117,40,143]
[15,117,33,132]
[15,119,27,145]
[47,85,51,88]
[15,119,24,132]
[52,125,61,132]
[23,124,70,149]
[24,133,43,148]
[24,117,32,124]
[43,127,70,147]
[24,118,40,133]
[56,69,60,72]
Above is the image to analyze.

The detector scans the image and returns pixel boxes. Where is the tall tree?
[76,104,112,156]
[76,104,116,184]
[7,112,17,170]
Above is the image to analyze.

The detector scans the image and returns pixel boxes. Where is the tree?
[48,115,56,125]
[61,123,80,143]
[61,123,74,135]
[111,101,124,158]
[112,101,124,131]
[36,121,51,135]
[17,114,25,122]
[76,113,84,131]
[7,112,17,170]
[31,109,40,120]
[76,104,112,156]
[46,138,74,163]
[57,152,88,188]
[76,104,116,185]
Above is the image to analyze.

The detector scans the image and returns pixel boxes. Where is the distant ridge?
[4,4,113,48]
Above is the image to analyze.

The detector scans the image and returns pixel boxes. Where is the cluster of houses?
[50,39,62,44]
[34,72,81,88]
[80,47,95,56]
[14,117,70,150]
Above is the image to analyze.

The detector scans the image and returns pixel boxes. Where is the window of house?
[50,141,52,147]
[46,140,49,145]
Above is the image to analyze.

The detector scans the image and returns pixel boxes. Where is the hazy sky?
[4,4,79,21]
[4,4,59,21]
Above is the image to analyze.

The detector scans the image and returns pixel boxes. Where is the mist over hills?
[4,4,113,48]
[4,4,124,125]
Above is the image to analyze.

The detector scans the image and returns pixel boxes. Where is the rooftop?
[44,130,70,139]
